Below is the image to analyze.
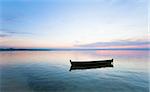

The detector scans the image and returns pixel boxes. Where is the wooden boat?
[69,59,113,71]
[70,59,113,66]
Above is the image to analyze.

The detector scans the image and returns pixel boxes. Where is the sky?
[0,0,149,49]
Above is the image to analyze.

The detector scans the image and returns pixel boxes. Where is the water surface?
[0,50,149,92]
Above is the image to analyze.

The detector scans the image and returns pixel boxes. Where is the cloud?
[2,15,17,23]
[0,29,10,38]
[0,29,32,37]
[5,31,32,35]
[0,34,8,37]
[77,39,150,49]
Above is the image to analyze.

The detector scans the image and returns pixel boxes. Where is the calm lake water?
[0,50,149,92]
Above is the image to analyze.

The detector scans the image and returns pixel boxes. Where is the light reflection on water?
[0,50,149,92]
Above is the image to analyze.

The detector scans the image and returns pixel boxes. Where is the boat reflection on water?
[69,59,114,71]
[69,64,113,71]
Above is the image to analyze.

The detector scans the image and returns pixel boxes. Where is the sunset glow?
[0,0,149,49]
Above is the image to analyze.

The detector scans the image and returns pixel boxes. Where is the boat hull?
[70,59,113,66]
[69,59,113,71]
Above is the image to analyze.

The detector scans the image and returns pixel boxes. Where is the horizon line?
[0,48,149,51]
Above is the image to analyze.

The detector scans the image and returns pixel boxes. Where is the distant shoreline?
[0,48,149,51]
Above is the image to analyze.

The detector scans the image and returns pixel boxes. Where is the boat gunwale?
[70,59,113,63]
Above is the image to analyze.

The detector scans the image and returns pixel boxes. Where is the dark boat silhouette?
[69,59,113,71]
